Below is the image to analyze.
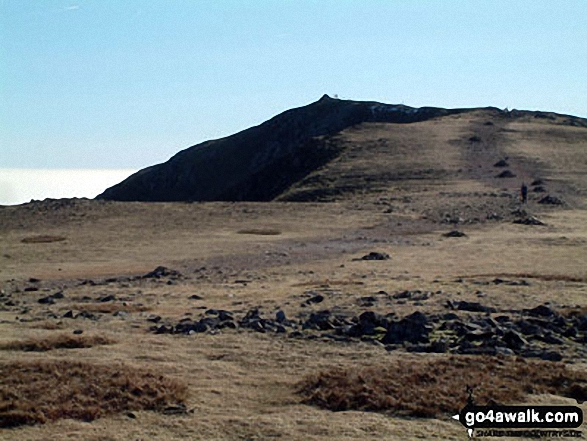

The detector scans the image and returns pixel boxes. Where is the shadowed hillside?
[97,96,587,207]
[96,96,467,202]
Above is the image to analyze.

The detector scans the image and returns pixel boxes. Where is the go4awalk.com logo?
[452,405,584,438]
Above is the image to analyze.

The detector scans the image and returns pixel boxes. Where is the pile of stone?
[148,303,586,362]
[150,308,297,335]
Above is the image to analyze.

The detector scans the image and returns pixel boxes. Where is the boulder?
[382,312,431,344]
[538,195,564,205]
[450,300,497,314]
[360,252,390,261]
[496,170,516,178]
[443,230,467,238]
[502,330,527,350]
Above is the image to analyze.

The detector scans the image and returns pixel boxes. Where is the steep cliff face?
[96,95,463,202]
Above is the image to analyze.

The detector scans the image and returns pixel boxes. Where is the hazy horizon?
[0,169,137,206]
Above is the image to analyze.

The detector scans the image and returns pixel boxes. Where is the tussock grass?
[0,334,114,352]
[21,235,66,244]
[0,360,188,427]
[299,356,587,418]
[31,321,65,330]
[236,228,281,236]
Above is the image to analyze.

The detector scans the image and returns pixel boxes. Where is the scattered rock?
[239,308,284,333]
[303,310,339,331]
[511,208,527,217]
[392,290,430,301]
[513,216,546,226]
[502,330,527,350]
[448,300,497,314]
[525,304,556,317]
[357,296,377,307]
[147,301,584,361]
[303,294,324,306]
[360,252,390,261]
[142,266,183,279]
[77,311,100,321]
[492,278,530,286]
[538,195,564,205]
[496,170,516,178]
[38,296,55,305]
[382,312,431,345]
[522,349,563,362]
[515,320,543,336]
[162,404,188,415]
[534,332,564,345]
[443,230,467,238]
[147,315,162,323]
[348,311,387,337]
[407,340,448,353]
[276,310,287,323]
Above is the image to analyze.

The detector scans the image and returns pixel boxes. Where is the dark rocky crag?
[96,95,467,202]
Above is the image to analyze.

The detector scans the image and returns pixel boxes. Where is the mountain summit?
[96,96,465,202]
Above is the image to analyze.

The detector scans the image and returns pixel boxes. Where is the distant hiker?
[521,182,528,203]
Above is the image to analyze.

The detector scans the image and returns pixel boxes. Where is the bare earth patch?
[299,356,587,418]
[0,361,188,427]
[0,334,115,352]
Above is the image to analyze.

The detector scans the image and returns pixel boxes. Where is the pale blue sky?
[1,0,587,170]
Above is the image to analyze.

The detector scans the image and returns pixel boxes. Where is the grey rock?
[502,330,527,350]
[276,310,286,323]
[38,296,55,305]
[443,230,467,238]
[538,195,564,205]
[361,252,390,261]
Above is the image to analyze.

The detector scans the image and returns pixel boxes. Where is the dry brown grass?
[0,334,114,352]
[299,356,587,418]
[561,306,587,317]
[236,228,281,235]
[0,360,188,427]
[21,235,66,244]
[31,321,65,330]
